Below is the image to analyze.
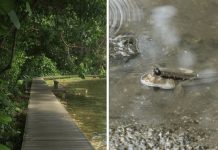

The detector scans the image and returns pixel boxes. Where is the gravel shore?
[110,118,215,150]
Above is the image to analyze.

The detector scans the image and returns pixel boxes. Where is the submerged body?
[141,67,198,89]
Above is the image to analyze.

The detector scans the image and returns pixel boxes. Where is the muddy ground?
[109,0,218,149]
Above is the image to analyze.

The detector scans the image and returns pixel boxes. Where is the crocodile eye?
[154,67,161,76]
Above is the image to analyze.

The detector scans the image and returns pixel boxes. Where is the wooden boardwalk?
[22,78,93,150]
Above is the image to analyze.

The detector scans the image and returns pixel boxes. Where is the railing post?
[53,80,59,89]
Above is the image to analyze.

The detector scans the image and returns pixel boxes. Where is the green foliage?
[0,0,15,14]
[0,112,12,125]
[0,0,20,36]
[0,0,106,149]
[24,55,59,77]
[99,66,106,78]
[8,10,20,29]
[71,0,106,21]
[15,0,106,76]
[0,51,27,88]
[26,2,32,16]
[0,81,15,148]
[0,78,28,149]
[0,144,10,150]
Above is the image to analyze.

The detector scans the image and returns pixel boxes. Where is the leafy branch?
[60,31,84,49]
[0,0,38,75]
[0,29,17,74]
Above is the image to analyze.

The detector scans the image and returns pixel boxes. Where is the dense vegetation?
[0,0,106,149]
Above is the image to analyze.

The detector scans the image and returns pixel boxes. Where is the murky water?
[110,0,218,147]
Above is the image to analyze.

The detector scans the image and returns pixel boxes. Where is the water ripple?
[109,0,144,37]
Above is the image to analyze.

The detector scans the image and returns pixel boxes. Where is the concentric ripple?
[109,0,144,37]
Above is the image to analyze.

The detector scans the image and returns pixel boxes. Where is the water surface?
[110,0,218,147]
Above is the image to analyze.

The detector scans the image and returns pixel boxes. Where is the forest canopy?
[0,0,106,79]
[0,0,106,149]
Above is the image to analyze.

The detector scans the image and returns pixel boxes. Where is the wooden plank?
[21,78,93,150]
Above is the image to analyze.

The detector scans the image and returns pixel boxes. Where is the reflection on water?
[110,0,218,147]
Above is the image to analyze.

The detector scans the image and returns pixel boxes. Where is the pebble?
[110,123,211,150]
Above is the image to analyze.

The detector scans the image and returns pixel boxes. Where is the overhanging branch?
[0,0,39,75]
[60,31,84,49]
